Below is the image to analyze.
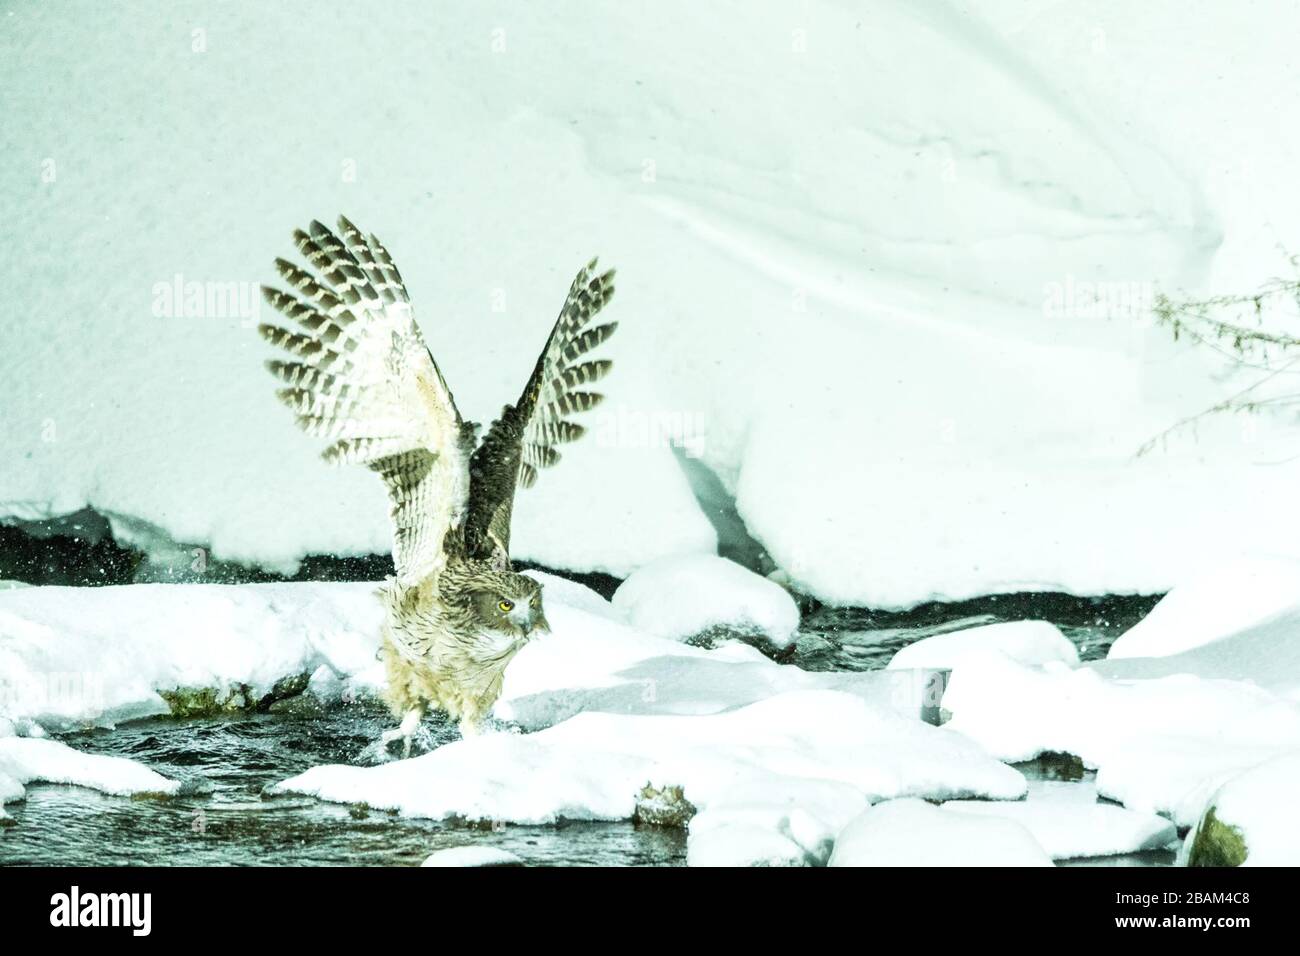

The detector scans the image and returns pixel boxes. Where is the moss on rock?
[1188,807,1248,867]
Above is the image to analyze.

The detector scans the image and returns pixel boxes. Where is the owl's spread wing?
[259,217,474,584]
[464,259,617,561]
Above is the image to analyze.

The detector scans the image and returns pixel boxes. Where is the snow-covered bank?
[0,581,383,729]
[7,3,1300,605]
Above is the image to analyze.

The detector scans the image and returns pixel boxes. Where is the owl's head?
[468,571,549,640]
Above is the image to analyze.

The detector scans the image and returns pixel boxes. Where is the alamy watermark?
[151,274,260,326]
[1043,274,1155,321]
[591,407,707,458]
[0,672,105,720]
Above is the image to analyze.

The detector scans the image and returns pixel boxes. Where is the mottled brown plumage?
[257,216,615,750]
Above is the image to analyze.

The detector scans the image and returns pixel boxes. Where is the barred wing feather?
[258,216,473,584]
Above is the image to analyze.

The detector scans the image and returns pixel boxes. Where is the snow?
[1094,603,1300,703]
[0,736,179,811]
[1107,558,1300,660]
[421,847,523,868]
[6,3,1300,605]
[686,781,868,866]
[943,799,1176,861]
[272,689,1026,827]
[267,583,1027,835]
[888,620,1078,672]
[523,569,620,621]
[827,799,1054,867]
[1187,752,1300,866]
[610,554,800,647]
[2,575,1024,856]
[943,654,1300,824]
[0,580,383,729]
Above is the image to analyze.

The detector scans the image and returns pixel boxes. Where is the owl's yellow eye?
[498,599,514,613]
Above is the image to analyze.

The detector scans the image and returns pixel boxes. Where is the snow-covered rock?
[1184,752,1300,866]
[942,799,1176,861]
[943,655,1300,824]
[1107,558,1300,660]
[687,823,815,868]
[421,847,523,867]
[0,581,383,728]
[610,554,800,648]
[888,620,1078,672]
[828,799,1053,867]
[8,4,1300,606]
[686,780,870,866]
[0,736,179,813]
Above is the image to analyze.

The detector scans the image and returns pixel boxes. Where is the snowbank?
[888,620,1078,672]
[0,736,179,814]
[7,4,1300,605]
[1107,558,1300,660]
[1184,752,1300,866]
[0,581,383,729]
[827,799,1053,867]
[610,554,799,647]
[943,655,1300,824]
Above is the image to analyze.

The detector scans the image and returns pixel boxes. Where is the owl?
[257,217,616,754]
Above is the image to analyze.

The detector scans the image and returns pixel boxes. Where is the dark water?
[0,590,1165,867]
[0,711,686,867]
[791,591,1160,671]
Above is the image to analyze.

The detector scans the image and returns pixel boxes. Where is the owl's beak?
[509,606,539,638]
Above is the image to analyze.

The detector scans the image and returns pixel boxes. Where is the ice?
[6,4,1300,605]
[421,847,523,868]
[943,654,1300,824]
[1107,558,1300,660]
[1183,752,1300,866]
[827,799,1053,867]
[888,620,1078,673]
[0,736,179,813]
[610,554,799,647]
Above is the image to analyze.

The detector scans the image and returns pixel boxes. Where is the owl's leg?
[396,705,424,759]
[369,705,425,761]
